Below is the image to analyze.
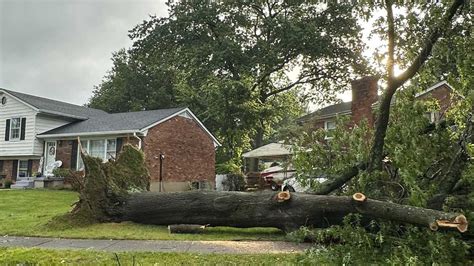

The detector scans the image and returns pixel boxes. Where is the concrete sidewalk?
[0,236,310,254]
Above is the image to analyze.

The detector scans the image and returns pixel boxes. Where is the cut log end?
[276,191,291,203]
[352,193,367,202]
[429,222,439,231]
[436,214,468,233]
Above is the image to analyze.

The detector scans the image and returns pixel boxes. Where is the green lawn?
[0,189,285,241]
[0,248,302,265]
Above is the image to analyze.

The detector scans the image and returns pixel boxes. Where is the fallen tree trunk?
[73,144,468,234]
[118,191,467,232]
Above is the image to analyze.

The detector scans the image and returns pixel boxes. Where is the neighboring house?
[0,88,220,191]
[297,77,457,132]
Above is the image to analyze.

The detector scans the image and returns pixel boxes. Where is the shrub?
[296,215,471,265]
[3,179,12,189]
[222,173,246,191]
[52,168,73,178]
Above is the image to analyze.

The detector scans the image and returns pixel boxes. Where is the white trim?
[38,130,139,139]
[0,89,39,112]
[299,110,351,123]
[140,108,221,146]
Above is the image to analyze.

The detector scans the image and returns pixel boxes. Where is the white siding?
[0,93,38,156]
[33,115,72,156]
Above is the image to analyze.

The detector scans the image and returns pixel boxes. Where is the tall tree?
[89,0,368,165]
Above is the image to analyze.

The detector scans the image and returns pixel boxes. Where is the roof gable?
[0,88,107,119]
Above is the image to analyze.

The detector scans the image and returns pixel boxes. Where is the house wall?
[56,139,74,169]
[0,92,37,156]
[33,114,72,156]
[143,116,216,192]
[0,159,41,180]
[0,160,14,180]
[416,84,453,115]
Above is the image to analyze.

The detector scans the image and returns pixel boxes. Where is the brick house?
[0,88,220,191]
[297,77,458,131]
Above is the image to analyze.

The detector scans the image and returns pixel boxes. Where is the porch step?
[11,180,35,189]
[17,177,36,182]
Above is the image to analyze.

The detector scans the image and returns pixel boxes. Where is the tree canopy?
[89,0,369,165]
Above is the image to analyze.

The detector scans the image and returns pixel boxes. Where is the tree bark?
[118,191,467,232]
[311,163,366,195]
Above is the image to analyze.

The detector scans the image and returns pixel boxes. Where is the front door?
[44,141,57,174]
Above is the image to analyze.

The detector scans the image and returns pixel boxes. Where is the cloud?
[0,0,168,105]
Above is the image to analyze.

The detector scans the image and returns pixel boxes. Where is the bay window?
[77,138,117,170]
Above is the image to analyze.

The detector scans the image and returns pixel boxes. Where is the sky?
[0,0,168,105]
[0,1,386,108]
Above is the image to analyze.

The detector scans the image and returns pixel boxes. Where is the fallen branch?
[312,163,367,195]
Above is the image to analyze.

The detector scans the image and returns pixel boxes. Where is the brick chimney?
[351,76,379,126]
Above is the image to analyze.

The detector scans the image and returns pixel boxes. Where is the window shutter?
[71,140,78,170]
[0,160,4,173]
[20,118,26,140]
[27,159,33,177]
[116,138,123,154]
[5,119,10,141]
[12,160,18,181]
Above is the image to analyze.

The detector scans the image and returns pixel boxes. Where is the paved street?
[0,236,310,254]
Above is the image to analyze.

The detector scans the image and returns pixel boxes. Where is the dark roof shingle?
[1,89,107,119]
[39,107,186,135]
[298,101,352,123]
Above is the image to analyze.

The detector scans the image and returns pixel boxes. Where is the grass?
[0,189,286,241]
[0,247,302,265]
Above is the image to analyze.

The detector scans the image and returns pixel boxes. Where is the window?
[89,140,105,159]
[324,121,336,131]
[10,118,21,140]
[18,160,28,177]
[77,138,117,170]
[425,111,440,123]
[324,120,336,139]
[106,139,116,160]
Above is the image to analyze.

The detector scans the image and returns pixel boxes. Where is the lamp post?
[159,154,164,192]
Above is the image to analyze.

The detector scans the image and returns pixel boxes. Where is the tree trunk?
[118,191,467,233]
[249,122,265,172]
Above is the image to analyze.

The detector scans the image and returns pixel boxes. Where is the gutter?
[133,132,142,149]
[37,130,140,138]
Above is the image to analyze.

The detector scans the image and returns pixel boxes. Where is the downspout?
[133,132,142,149]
